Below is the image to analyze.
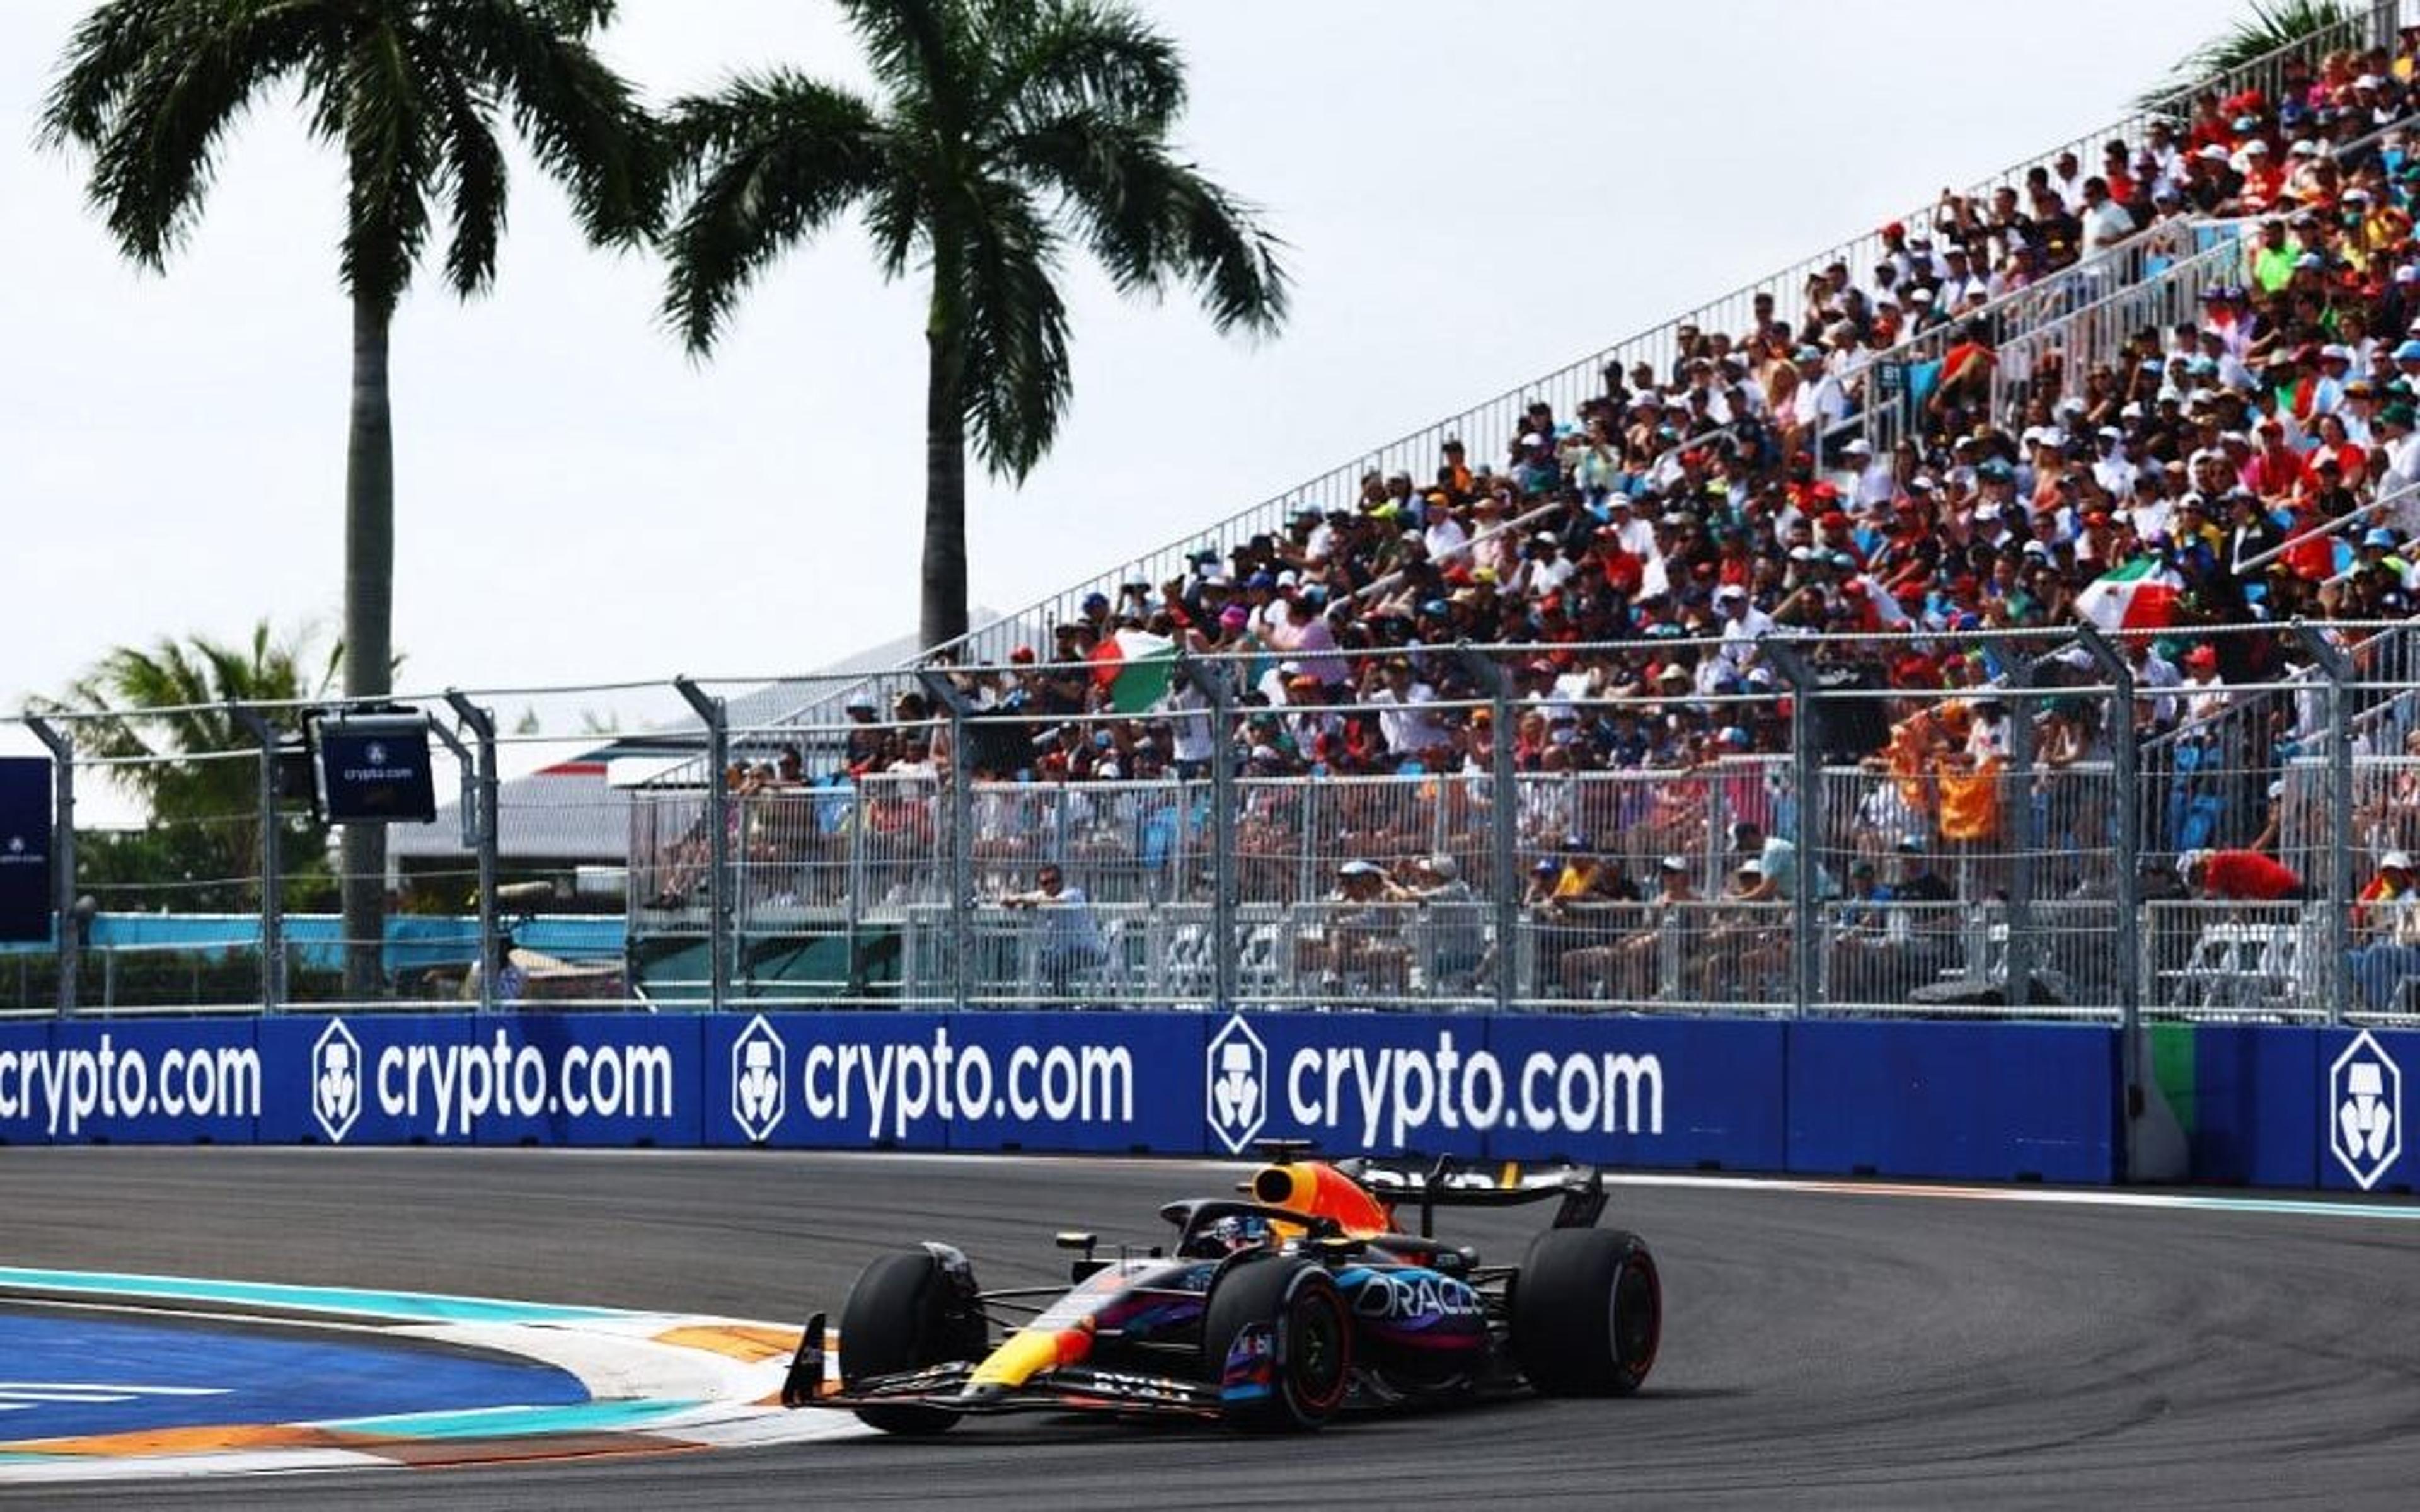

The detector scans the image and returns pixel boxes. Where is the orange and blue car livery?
[781,1148,1648,1430]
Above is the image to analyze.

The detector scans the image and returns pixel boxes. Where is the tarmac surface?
[2,1147,2416,1508]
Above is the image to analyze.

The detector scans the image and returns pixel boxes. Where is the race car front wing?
[781,1312,1225,1421]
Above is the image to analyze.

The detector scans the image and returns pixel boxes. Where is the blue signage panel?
[0,757,52,943]
[2176,1026,2319,1189]
[468,1014,703,1148]
[2315,1028,2417,1194]
[315,717,435,824]
[1787,1021,2120,1183]
[38,1019,261,1145]
[940,1012,1202,1154]
[255,1015,477,1146]
[1485,1016,1785,1171]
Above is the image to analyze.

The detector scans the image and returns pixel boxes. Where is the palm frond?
[1006,109,1287,335]
[836,0,965,105]
[335,15,438,314]
[46,0,321,269]
[659,71,887,352]
[423,53,510,297]
[954,180,1071,481]
[37,0,180,148]
[437,0,663,246]
[983,0,1184,135]
[2135,0,2359,110]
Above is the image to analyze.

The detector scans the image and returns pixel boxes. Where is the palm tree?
[43,0,659,994]
[2135,0,2360,110]
[662,0,1288,651]
[34,622,342,915]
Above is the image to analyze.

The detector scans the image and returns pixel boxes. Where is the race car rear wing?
[1333,1154,1607,1238]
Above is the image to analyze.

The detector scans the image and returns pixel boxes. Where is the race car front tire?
[1201,1256,1354,1432]
[839,1248,985,1434]
[1511,1228,1660,1397]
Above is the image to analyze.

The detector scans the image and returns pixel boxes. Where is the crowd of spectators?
[654,35,2420,1002]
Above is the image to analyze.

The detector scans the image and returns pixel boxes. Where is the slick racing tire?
[1201,1256,1354,1432]
[1512,1228,1660,1397]
[840,1248,986,1435]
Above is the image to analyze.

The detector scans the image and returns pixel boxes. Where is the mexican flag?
[2075,556,2182,632]
[1092,627,1178,713]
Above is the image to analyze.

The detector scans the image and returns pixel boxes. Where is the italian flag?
[1091,627,1178,713]
[2075,556,2183,632]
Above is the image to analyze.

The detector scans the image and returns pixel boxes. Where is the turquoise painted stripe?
[2146,1194,2420,1220]
[0,1268,628,1325]
[321,1399,700,1439]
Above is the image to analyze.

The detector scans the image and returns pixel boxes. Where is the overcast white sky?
[3,0,2251,728]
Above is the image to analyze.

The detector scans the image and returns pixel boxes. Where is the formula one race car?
[780,1145,1659,1433]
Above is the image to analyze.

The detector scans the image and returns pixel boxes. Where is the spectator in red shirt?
[2179,848,2306,902]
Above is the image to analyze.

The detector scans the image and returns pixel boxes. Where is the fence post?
[1764,644,1819,1017]
[674,678,730,1011]
[2290,622,2354,1026]
[443,694,500,1014]
[2076,629,2142,1030]
[2002,661,2036,1012]
[917,672,974,1009]
[1204,661,1238,1010]
[1454,645,1518,1014]
[23,717,76,1016]
[228,705,284,1013]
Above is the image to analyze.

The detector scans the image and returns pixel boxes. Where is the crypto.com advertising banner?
[0,1010,2155,1189]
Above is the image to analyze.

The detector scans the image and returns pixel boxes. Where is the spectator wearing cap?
[1298,859,1412,994]
[2354,849,2419,940]
[1567,854,1697,1002]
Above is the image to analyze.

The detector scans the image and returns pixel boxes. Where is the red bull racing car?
[780,1145,1661,1433]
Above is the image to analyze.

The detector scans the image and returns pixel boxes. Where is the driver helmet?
[1201,1212,1276,1256]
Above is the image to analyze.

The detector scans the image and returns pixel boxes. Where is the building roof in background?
[389,610,1023,862]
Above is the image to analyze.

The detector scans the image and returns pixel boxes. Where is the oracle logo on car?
[1352,1271,1482,1323]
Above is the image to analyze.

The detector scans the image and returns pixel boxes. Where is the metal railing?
[580,630,2420,1024]
[693,5,2420,768]
[1826,217,2244,459]
[17,630,2420,1022]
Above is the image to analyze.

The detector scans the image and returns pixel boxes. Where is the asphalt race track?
[2,1148,2416,1509]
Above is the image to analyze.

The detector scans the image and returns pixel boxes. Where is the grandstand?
[615,6,2420,1019]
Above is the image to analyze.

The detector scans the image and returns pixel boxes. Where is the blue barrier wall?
[1787,1021,2121,1183]
[0,1011,2092,1181]
[4,1011,2405,1192]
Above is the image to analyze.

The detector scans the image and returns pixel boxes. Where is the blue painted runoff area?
[0,1309,587,1441]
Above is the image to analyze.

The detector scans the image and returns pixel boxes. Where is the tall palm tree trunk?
[341,290,395,999]
[920,247,971,654]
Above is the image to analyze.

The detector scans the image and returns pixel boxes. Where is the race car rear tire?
[1201,1256,1354,1432]
[1512,1228,1660,1397]
[840,1249,984,1435]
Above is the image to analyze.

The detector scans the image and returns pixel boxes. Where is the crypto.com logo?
[732,1016,787,1142]
[2330,1030,2402,1191]
[1204,1014,1267,1155]
[313,1017,362,1144]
